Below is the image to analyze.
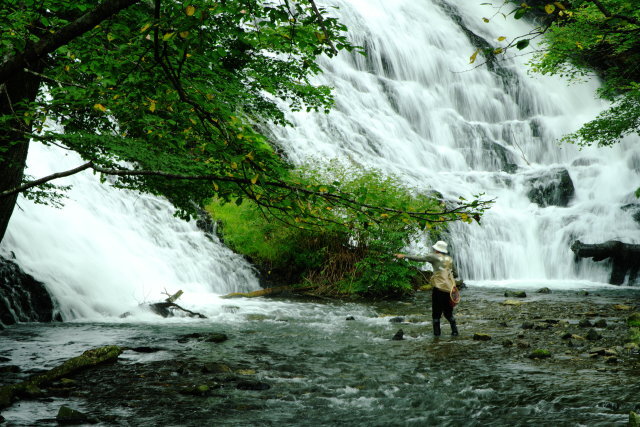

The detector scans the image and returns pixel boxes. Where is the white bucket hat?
[432,241,448,253]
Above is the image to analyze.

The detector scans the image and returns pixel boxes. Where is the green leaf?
[516,39,530,50]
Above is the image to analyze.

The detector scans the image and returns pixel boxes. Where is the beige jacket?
[405,253,456,292]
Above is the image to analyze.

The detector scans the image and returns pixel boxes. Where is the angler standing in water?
[396,241,459,336]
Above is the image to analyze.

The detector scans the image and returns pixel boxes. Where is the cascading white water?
[2,0,639,322]
[0,144,260,320]
[271,0,640,284]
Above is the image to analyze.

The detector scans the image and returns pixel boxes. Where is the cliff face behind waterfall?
[271,0,640,283]
[1,0,639,321]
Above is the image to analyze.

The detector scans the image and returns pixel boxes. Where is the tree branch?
[0,0,142,85]
[589,0,640,26]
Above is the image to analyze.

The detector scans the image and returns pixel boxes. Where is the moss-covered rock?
[528,349,551,359]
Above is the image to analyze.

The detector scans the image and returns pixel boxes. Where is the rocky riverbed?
[1,284,639,426]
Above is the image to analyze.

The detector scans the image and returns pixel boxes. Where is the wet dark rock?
[0,256,57,328]
[389,317,404,323]
[577,290,590,296]
[536,287,551,294]
[56,405,96,425]
[473,333,491,341]
[534,323,552,330]
[586,329,602,341]
[516,341,531,349]
[502,340,513,347]
[345,316,355,321]
[504,291,527,298]
[392,329,404,340]
[524,167,575,207]
[0,357,9,363]
[236,381,271,391]
[177,332,228,343]
[596,401,620,410]
[578,319,593,328]
[130,347,162,353]
[561,332,573,340]
[594,319,608,328]
[589,347,606,356]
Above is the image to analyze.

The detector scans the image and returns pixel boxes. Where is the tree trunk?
[0,70,41,243]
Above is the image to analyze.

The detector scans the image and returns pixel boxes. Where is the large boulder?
[524,167,575,207]
[0,256,57,327]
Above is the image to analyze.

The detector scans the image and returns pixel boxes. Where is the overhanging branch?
[0,162,493,222]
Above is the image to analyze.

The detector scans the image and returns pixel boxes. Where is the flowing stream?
[1,0,640,425]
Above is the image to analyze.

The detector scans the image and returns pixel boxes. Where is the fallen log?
[571,240,640,285]
[0,345,124,409]
[220,286,311,299]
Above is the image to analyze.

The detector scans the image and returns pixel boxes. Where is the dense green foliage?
[482,1,640,149]
[0,0,491,244]
[209,162,441,297]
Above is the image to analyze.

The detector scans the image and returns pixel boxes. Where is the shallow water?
[1,284,639,426]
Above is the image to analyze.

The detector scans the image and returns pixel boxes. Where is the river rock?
[578,319,593,328]
[392,329,404,340]
[536,287,551,294]
[202,363,232,374]
[524,167,575,207]
[586,329,602,341]
[236,381,271,391]
[345,316,355,321]
[502,299,525,306]
[521,321,534,330]
[473,333,491,341]
[56,405,96,425]
[389,317,404,323]
[504,291,527,298]
[593,319,608,328]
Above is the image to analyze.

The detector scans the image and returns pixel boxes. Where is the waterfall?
[2,0,639,321]
[1,144,260,320]
[271,0,640,283]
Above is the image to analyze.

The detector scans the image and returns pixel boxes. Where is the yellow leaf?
[206,93,214,100]
[380,213,389,218]
[213,182,219,191]
[544,4,555,14]
[93,103,107,112]
[493,47,503,54]
[482,17,490,23]
[185,5,196,16]
[140,22,152,32]
[245,152,254,160]
[251,174,259,184]
[107,33,115,41]
[179,31,189,39]
[230,162,238,169]
[576,42,583,49]
[64,65,70,72]
[162,32,175,41]
[497,36,506,42]
[149,100,156,112]
[469,49,480,64]
[553,1,565,9]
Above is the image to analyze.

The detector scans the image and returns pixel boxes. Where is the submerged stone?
[536,287,551,294]
[392,329,404,340]
[56,405,95,425]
